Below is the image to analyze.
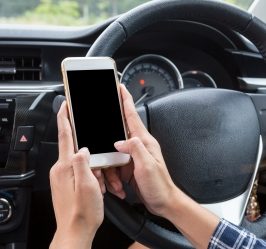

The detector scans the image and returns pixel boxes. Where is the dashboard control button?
[0,103,9,110]
[0,198,12,223]
[0,117,10,124]
[14,126,34,151]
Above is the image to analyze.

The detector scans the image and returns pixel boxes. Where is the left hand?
[49,102,104,249]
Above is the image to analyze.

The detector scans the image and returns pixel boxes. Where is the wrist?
[50,228,94,249]
[161,186,189,222]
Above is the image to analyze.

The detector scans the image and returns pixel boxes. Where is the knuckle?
[129,136,141,147]
[51,160,69,171]
[49,167,56,180]
[72,152,87,165]
[143,135,160,149]
[49,162,62,179]
[143,160,156,174]
[128,137,143,155]
[150,136,160,147]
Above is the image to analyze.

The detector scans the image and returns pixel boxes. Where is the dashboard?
[0,18,265,249]
[115,21,266,99]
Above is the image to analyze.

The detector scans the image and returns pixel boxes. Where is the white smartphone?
[61,57,130,168]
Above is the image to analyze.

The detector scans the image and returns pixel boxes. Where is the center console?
[0,87,60,249]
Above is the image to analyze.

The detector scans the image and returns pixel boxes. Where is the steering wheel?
[87,1,266,248]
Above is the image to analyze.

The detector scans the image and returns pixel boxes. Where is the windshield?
[0,0,254,26]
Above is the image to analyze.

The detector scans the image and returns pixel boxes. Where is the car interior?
[0,0,265,248]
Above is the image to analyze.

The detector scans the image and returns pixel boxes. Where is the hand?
[103,84,178,217]
[49,102,104,249]
[104,86,220,249]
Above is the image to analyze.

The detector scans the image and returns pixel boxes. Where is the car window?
[0,0,254,26]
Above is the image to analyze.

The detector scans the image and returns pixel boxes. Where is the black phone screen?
[67,69,126,154]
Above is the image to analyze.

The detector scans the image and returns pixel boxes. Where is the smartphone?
[61,57,130,168]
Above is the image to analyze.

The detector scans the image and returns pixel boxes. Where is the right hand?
[104,85,179,217]
[106,85,220,249]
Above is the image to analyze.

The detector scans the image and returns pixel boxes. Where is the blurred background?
[0,0,254,26]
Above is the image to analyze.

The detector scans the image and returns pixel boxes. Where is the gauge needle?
[135,86,154,105]
[135,92,149,105]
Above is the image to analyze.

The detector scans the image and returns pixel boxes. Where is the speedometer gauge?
[123,63,174,104]
[121,54,183,105]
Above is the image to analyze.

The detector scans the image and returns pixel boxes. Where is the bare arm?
[105,85,219,249]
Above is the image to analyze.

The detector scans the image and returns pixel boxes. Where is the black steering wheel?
[87,1,266,248]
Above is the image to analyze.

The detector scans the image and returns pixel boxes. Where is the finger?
[72,147,96,191]
[49,161,74,196]
[120,84,148,138]
[114,140,130,154]
[104,167,124,193]
[92,169,106,194]
[105,179,126,199]
[57,101,74,162]
[115,137,153,170]
[120,160,134,184]
[93,169,101,178]
[98,174,106,194]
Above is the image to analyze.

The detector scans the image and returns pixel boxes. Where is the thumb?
[114,137,152,169]
[72,147,95,186]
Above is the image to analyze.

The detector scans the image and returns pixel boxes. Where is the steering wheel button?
[14,126,34,151]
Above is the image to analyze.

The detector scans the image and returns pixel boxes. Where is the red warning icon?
[20,135,28,143]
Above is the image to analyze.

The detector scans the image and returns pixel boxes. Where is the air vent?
[0,56,42,81]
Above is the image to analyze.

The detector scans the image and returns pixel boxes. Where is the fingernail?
[79,147,88,152]
[118,190,126,200]
[114,140,125,147]
[79,147,90,161]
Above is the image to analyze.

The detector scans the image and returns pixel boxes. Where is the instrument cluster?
[120,54,217,105]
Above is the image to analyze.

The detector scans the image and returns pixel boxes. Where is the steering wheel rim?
[87,0,266,59]
[87,1,266,248]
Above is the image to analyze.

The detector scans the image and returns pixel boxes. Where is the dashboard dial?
[121,54,183,105]
[182,70,217,88]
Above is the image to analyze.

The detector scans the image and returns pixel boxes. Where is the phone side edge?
[113,59,131,165]
[61,61,79,153]
[90,152,130,169]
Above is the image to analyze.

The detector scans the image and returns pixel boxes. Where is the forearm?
[49,229,94,249]
[50,240,92,249]
[50,240,91,249]
[164,188,220,249]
